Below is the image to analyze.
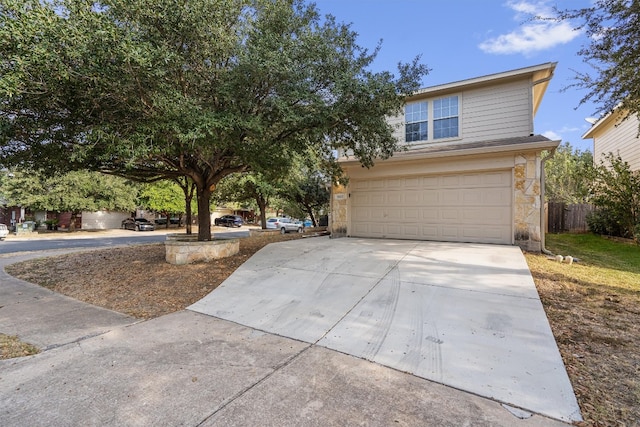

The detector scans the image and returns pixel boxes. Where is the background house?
[582,111,640,171]
[331,63,559,252]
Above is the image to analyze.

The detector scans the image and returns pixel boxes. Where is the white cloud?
[479,1,581,55]
[542,126,582,141]
[542,130,562,140]
[557,125,580,133]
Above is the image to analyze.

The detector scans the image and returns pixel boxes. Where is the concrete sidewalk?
[0,251,136,350]
[0,239,577,426]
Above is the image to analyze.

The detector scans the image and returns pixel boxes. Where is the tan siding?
[594,115,640,171]
[388,111,404,143]
[393,79,533,150]
[462,80,532,142]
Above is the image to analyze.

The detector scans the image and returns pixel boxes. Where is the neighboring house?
[32,210,130,230]
[331,62,559,252]
[81,211,131,229]
[212,206,255,225]
[0,206,26,228]
[582,110,640,172]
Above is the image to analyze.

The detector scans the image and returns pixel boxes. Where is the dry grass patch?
[5,233,304,319]
[0,334,39,360]
[526,250,640,427]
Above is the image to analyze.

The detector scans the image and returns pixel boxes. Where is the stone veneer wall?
[513,153,542,252]
[330,184,348,238]
[165,238,239,265]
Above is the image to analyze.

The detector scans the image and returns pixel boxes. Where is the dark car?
[121,217,155,231]
[154,217,182,225]
[214,215,243,228]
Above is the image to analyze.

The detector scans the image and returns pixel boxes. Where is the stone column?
[330,184,348,238]
[513,153,542,252]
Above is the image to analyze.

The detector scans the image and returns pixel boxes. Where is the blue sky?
[313,0,597,152]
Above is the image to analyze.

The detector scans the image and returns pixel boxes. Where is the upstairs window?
[405,95,460,143]
[433,96,459,139]
[405,102,428,142]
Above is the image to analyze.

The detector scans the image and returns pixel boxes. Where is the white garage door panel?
[350,170,512,244]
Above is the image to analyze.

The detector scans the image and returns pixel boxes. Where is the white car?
[265,217,303,234]
[0,224,9,240]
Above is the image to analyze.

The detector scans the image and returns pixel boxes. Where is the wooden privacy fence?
[546,202,595,233]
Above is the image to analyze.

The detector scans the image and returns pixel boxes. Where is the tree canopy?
[587,153,640,239]
[280,168,329,227]
[2,170,139,228]
[544,142,594,204]
[140,180,195,228]
[0,0,428,240]
[213,171,282,228]
[555,1,640,120]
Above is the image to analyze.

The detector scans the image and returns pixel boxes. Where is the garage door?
[350,170,512,244]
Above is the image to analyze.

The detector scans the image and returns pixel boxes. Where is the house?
[330,62,559,252]
[31,210,130,230]
[582,110,640,171]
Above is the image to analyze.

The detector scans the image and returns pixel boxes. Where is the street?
[0,228,250,255]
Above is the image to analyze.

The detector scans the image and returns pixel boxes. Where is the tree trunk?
[196,185,212,241]
[69,211,79,231]
[182,181,195,235]
[184,193,193,235]
[164,211,170,229]
[257,196,268,229]
[307,207,317,227]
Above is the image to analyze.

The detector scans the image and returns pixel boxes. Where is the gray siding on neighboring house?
[593,114,640,171]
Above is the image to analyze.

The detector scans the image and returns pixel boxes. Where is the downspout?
[540,148,556,255]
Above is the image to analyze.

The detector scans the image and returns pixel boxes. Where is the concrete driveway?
[189,237,581,423]
[1,236,580,426]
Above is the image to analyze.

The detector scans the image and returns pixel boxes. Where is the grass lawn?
[525,233,640,426]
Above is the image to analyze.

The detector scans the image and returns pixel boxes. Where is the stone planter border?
[249,228,281,237]
[165,238,239,265]
[166,233,199,241]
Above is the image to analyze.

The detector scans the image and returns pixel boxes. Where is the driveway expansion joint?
[195,342,314,426]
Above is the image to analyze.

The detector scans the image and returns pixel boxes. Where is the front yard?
[525,233,640,426]
[2,232,638,426]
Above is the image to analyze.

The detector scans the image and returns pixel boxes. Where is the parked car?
[0,224,9,240]
[214,215,243,227]
[266,217,303,234]
[121,217,155,231]
[154,217,182,225]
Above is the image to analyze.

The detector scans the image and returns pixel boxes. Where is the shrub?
[587,209,625,237]
[589,154,640,239]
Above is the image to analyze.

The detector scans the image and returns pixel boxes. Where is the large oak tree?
[0,0,427,240]
[555,1,640,121]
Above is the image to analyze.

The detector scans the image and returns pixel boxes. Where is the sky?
[312,0,598,152]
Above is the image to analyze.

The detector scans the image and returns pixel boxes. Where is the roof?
[340,135,560,166]
[582,109,627,139]
[407,62,557,116]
